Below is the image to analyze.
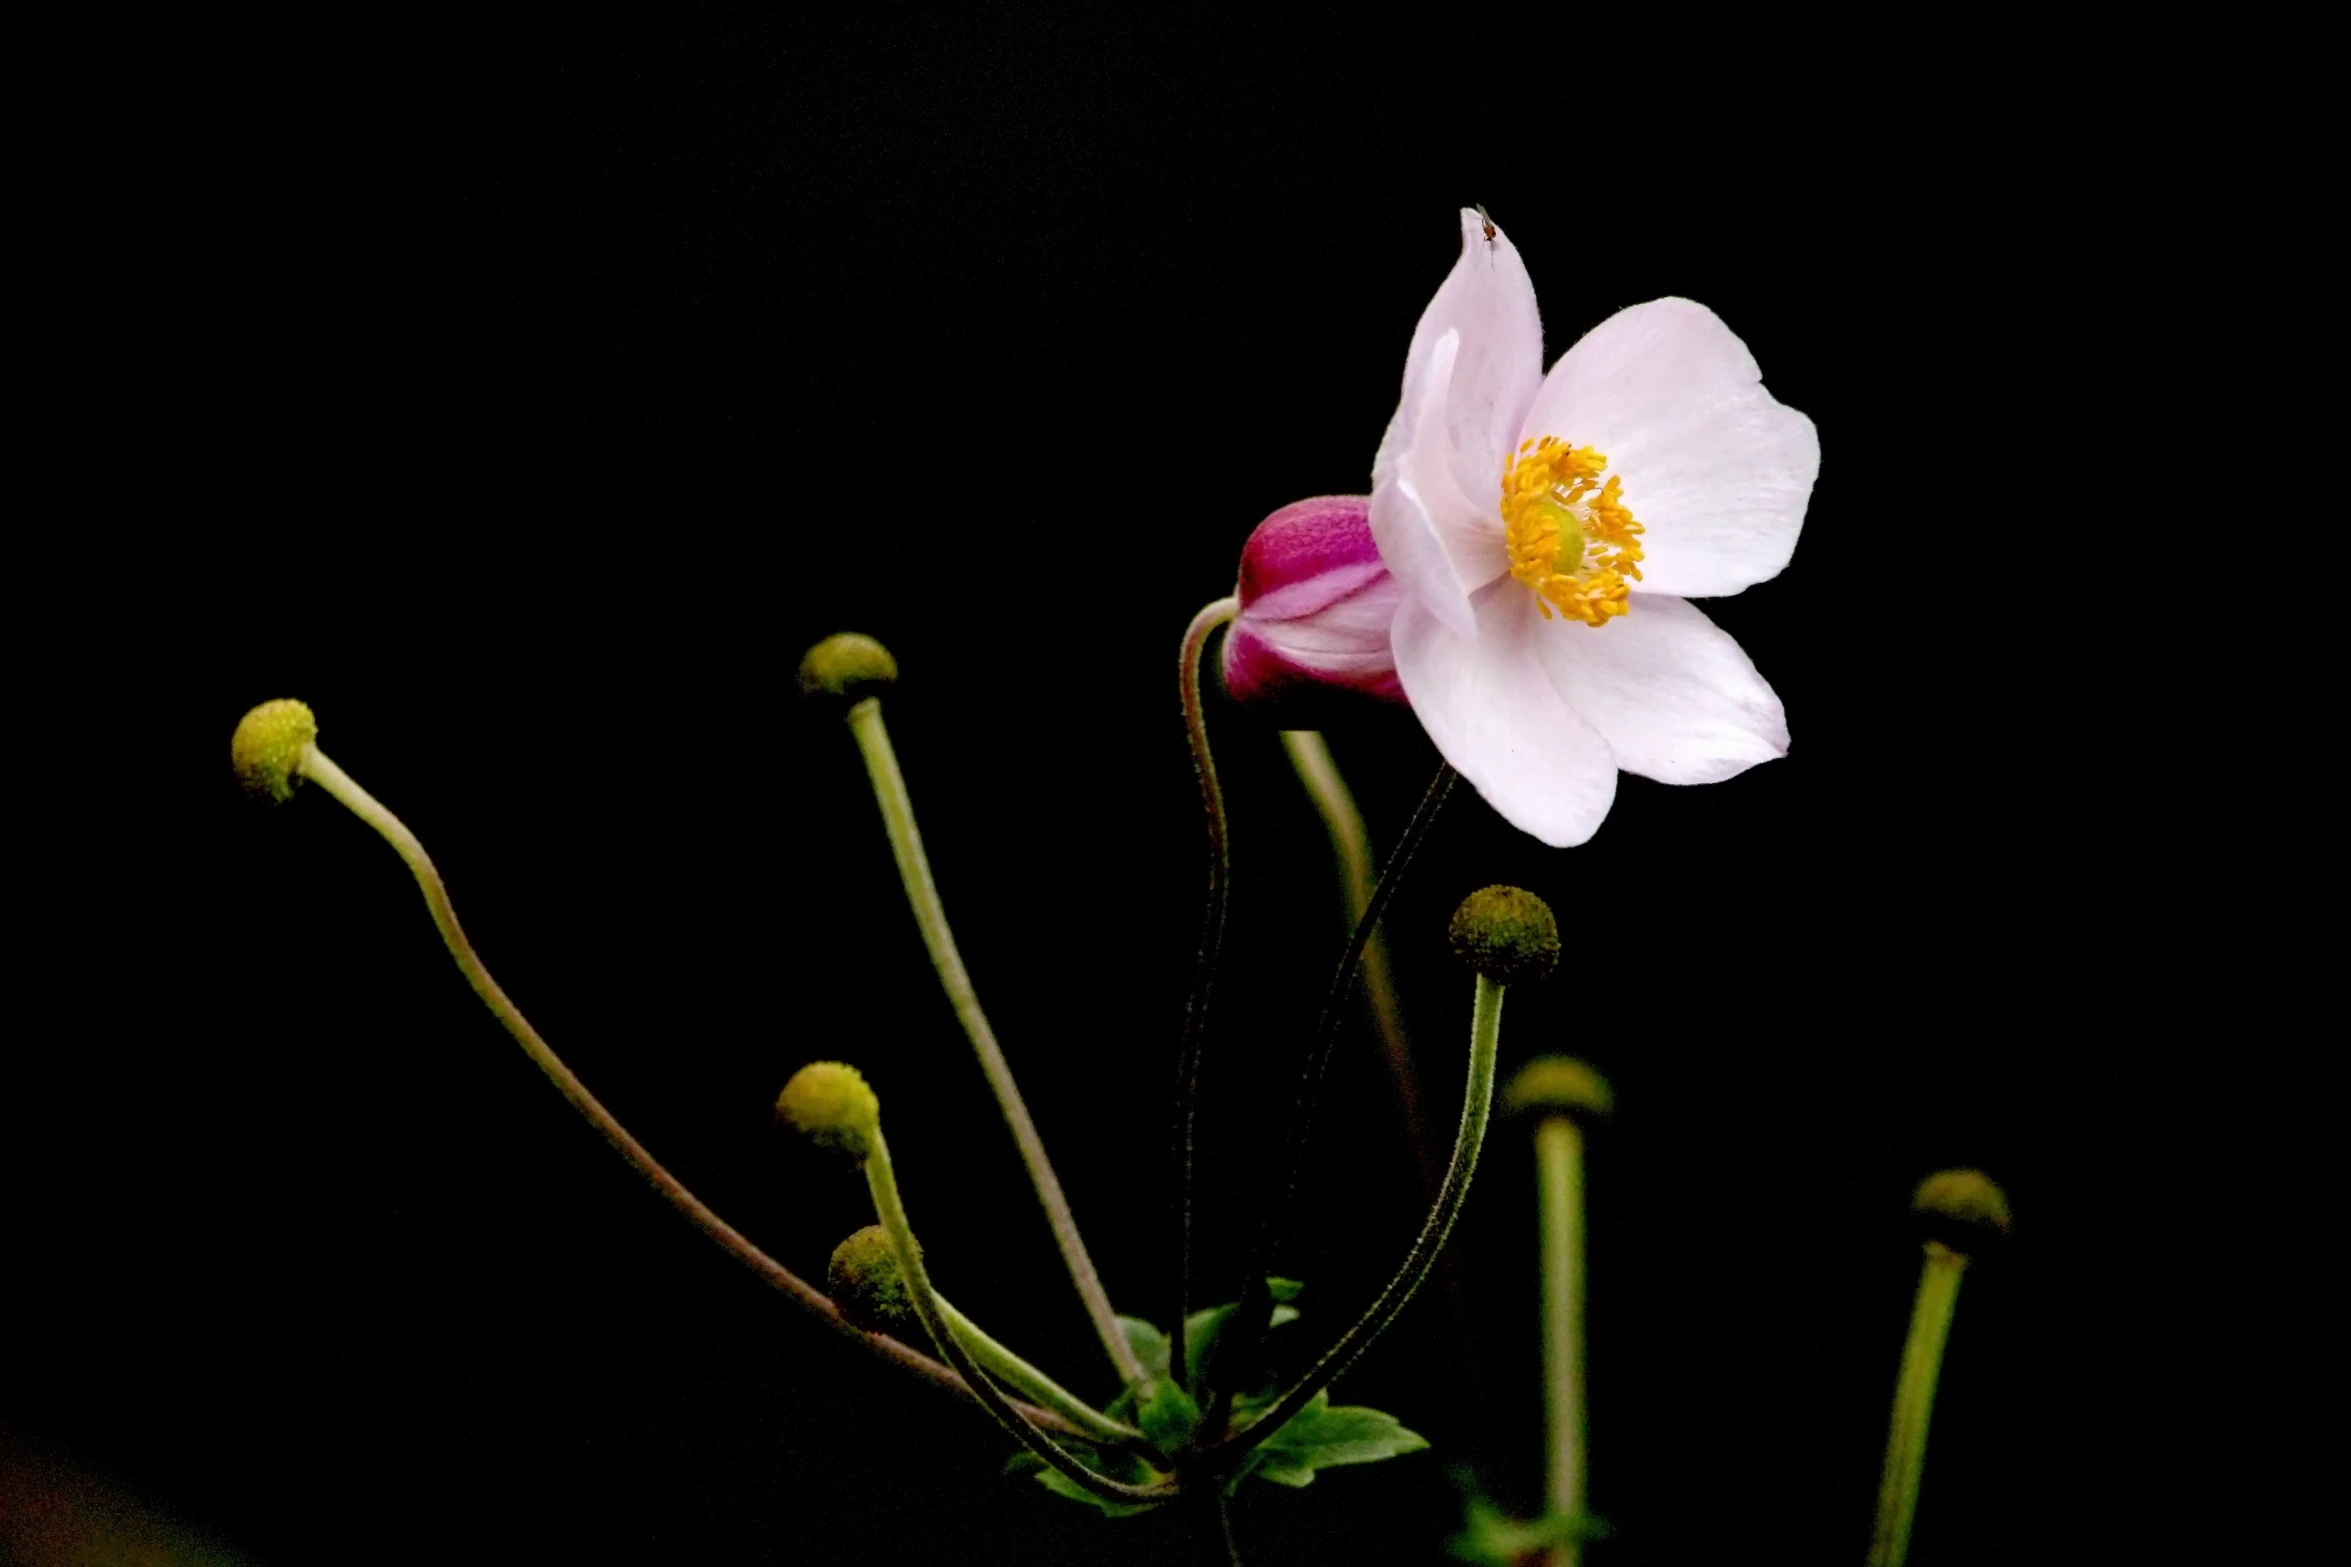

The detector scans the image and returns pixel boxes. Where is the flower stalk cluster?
[832,668,1145,1387]
[223,701,1065,1424]
[219,207,2008,1567]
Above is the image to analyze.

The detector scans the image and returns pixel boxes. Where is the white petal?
[1367,211,1541,632]
[1369,331,1483,637]
[1518,298,1818,599]
[1531,593,1786,785]
[1392,586,1619,847]
[1374,209,1544,498]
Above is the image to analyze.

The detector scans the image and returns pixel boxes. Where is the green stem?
[1283,731,1497,1467]
[1187,1487,1243,1566]
[864,1125,1178,1507]
[843,698,1145,1388]
[1200,973,1504,1470]
[933,1294,1143,1447]
[1535,1116,1587,1567]
[1172,596,1239,1384]
[1867,1244,1968,1567]
[1210,762,1454,1417]
[292,746,1080,1434]
[1277,730,1420,1172]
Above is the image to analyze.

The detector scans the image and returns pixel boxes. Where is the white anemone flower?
[1369,209,1820,847]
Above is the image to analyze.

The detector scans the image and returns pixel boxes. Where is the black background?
[12,10,2203,1565]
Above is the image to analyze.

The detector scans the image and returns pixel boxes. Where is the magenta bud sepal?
[1221,496,1408,715]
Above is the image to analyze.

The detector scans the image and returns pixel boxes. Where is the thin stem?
[1210,761,1455,1410]
[844,698,1145,1388]
[1171,595,1239,1385]
[1282,731,1498,1458]
[1536,1116,1587,1567]
[934,1294,1144,1446]
[1187,1487,1243,1567]
[1277,730,1423,1179]
[1867,1244,1968,1567]
[1200,972,1504,1470]
[864,1125,1178,1507]
[292,746,1080,1436]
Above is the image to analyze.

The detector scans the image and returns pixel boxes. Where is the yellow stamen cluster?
[1501,436,1646,626]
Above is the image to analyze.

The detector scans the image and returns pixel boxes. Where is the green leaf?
[1448,1498,1534,1565]
[1447,1499,1611,1563]
[1015,1438,1172,1520]
[1016,1289,1412,1516]
[1033,1466,1161,1519]
[1252,1459,1321,1488]
[1136,1379,1201,1454]
[1182,1304,1236,1393]
[1117,1315,1171,1382]
[1183,1297,1301,1394]
[1004,1439,1102,1479]
[1242,1391,1427,1488]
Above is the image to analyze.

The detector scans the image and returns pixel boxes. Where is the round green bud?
[775,1061,880,1162]
[230,699,319,802]
[1447,885,1561,986]
[1911,1168,2012,1255]
[797,633,898,708]
[1504,1056,1612,1120]
[827,1224,918,1334]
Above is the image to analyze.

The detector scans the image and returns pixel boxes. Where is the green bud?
[230,699,318,803]
[1504,1056,1612,1120]
[797,633,899,709]
[776,1061,880,1162]
[1911,1168,2012,1256]
[1447,885,1561,986]
[827,1224,917,1334]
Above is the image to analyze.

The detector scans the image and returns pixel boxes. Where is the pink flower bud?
[1221,496,1407,714]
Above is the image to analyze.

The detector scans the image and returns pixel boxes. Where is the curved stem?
[865,1126,1179,1507]
[1278,737,1495,1456]
[1200,972,1504,1471]
[1187,1487,1243,1566]
[1284,731,1496,1457]
[1867,1244,1968,1567]
[1536,1116,1588,1566]
[292,746,1080,1436]
[844,698,1145,1388]
[1209,762,1455,1411]
[934,1294,1143,1446]
[1171,596,1240,1384]
[1277,730,1423,1176]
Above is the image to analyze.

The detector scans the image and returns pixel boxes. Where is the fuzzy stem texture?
[864,1126,1176,1506]
[1278,729,1427,1177]
[295,746,1078,1431]
[845,698,1145,1387]
[1171,596,1239,1381]
[1210,762,1454,1419]
[934,1294,1142,1447]
[1203,971,1503,1469]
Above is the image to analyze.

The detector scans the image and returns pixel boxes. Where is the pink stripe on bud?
[1223,496,1407,711]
